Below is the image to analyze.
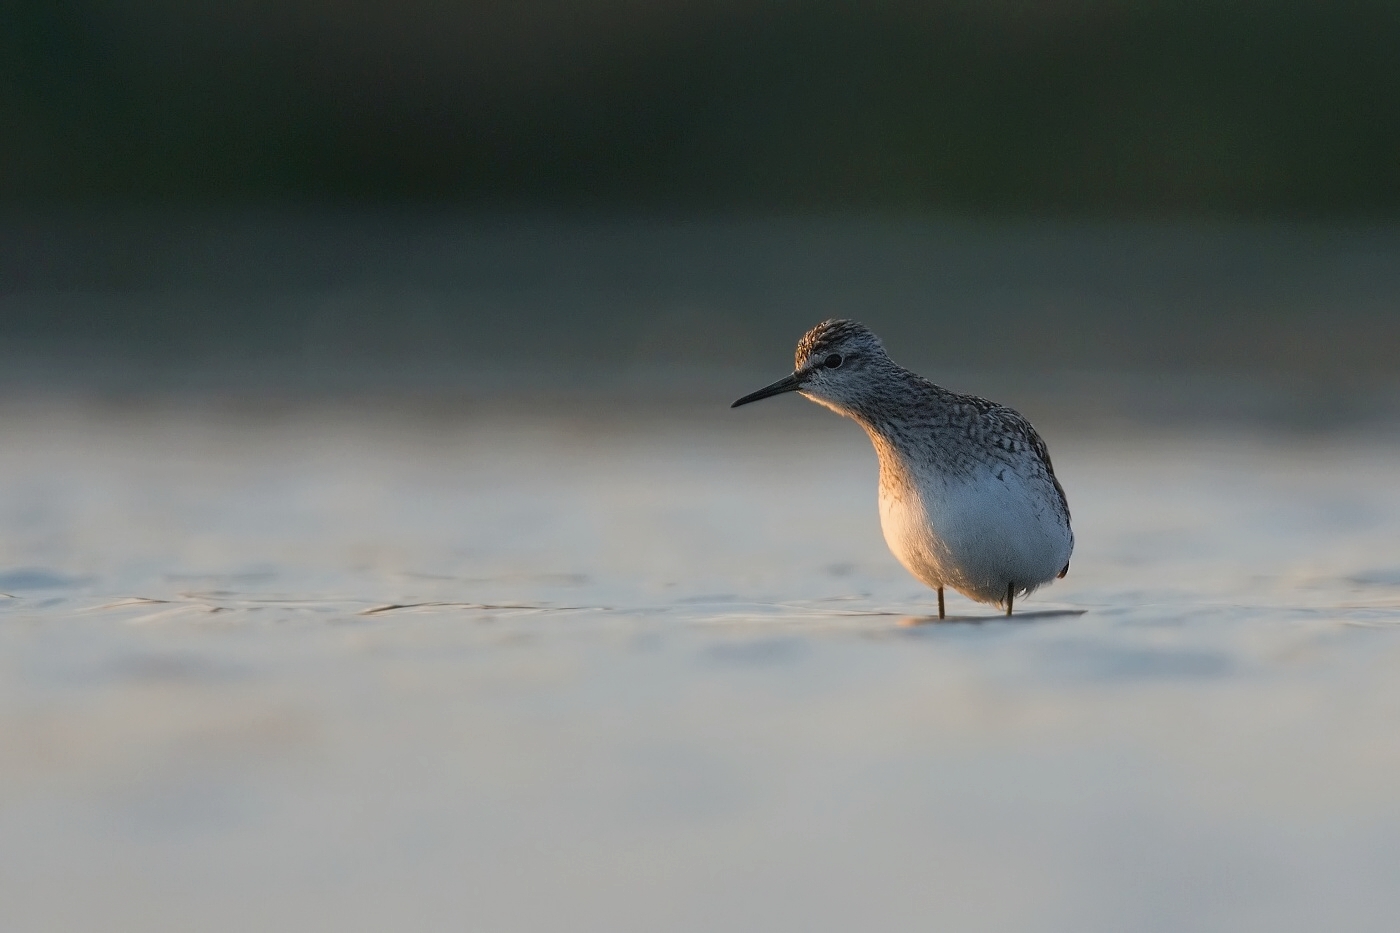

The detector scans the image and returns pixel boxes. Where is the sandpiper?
[732,320,1072,618]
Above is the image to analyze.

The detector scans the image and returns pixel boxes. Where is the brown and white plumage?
[733,319,1072,616]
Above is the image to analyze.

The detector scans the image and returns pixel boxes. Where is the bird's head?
[731,319,891,413]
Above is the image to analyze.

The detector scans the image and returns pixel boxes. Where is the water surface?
[1,395,1399,931]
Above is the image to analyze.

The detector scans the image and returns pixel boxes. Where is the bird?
[731,319,1072,618]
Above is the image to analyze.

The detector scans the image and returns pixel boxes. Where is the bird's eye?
[824,353,843,369]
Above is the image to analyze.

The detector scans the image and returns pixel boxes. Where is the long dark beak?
[731,371,807,408]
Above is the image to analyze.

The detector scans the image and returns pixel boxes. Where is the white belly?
[878,460,1072,607]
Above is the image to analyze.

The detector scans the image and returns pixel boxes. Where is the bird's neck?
[815,368,961,488]
[831,366,943,438]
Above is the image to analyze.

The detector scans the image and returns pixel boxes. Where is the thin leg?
[937,587,945,620]
[1006,583,1014,617]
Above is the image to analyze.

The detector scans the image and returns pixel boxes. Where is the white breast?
[877,454,1072,607]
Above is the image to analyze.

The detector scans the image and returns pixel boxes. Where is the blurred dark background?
[3,1,1399,404]
[7,0,1400,212]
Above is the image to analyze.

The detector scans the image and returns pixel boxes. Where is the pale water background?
[3,218,1400,931]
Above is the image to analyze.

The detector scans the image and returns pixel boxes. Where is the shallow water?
[2,395,1399,931]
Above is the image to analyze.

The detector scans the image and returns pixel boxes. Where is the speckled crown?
[794,319,883,368]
